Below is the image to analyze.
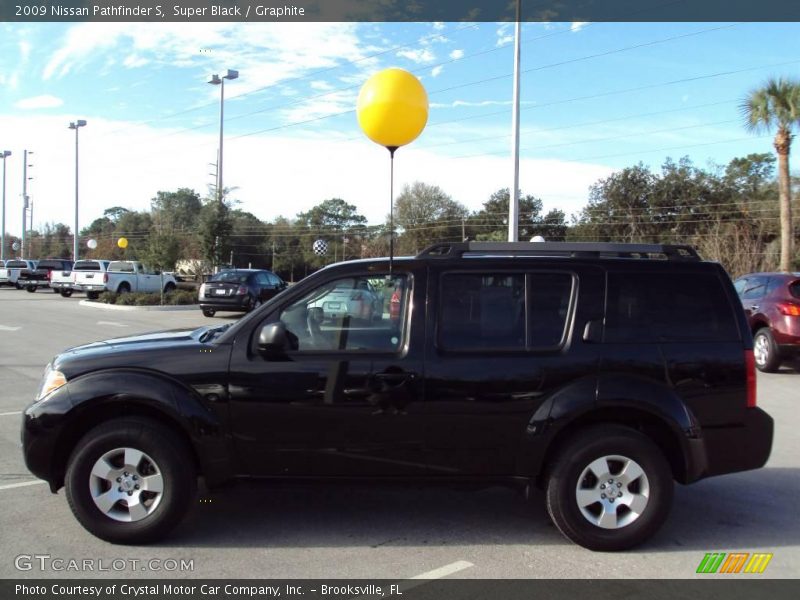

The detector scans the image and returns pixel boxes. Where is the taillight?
[47,270,52,281]
[236,286,248,295]
[745,349,757,408]
[103,273,108,283]
[351,291,363,301]
[777,302,800,316]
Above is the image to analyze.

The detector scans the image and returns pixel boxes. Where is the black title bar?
[3,0,800,23]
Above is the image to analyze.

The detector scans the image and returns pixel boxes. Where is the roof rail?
[416,241,701,261]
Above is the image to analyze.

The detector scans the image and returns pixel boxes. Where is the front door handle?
[750,305,759,311]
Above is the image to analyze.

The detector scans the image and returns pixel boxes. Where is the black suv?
[21,242,773,551]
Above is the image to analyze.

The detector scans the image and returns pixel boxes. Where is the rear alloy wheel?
[753,328,781,373]
[60,290,73,298]
[202,308,216,317]
[545,425,673,551]
[65,417,195,544]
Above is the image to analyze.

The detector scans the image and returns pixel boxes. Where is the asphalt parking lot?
[0,288,797,579]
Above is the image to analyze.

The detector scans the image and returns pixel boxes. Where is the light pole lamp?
[208,69,238,203]
[1,150,10,262]
[69,120,87,262]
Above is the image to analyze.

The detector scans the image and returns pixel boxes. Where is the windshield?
[6,261,27,268]
[37,260,67,270]
[211,271,251,284]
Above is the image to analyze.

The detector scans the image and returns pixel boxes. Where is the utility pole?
[1,150,10,262]
[69,120,87,262]
[462,216,466,241]
[507,0,522,242]
[271,240,276,271]
[21,150,30,257]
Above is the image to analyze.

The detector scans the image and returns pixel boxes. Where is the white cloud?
[15,95,64,109]
[19,40,31,62]
[432,22,445,31]
[396,48,435,64]
[449,49,464,60]
[570,22,589,33]
[310,80,334,91]
[0,113,610,235]
[431,66,444,78]
[122,54,149,68]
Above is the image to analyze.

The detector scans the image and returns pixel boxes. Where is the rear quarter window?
[790,280,800,299]
[605,271,739,343]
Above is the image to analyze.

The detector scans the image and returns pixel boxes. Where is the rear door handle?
[750,305,759,311]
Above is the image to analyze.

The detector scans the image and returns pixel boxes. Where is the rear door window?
[605,271,739,343]
[74,261,102,271]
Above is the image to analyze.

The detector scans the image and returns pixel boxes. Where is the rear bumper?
[686,408,773,482]
[75,284,108,292]
[50,282,72,290]
[20,280,49,288]
[200,297,250,311]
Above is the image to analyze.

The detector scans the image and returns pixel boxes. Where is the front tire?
[65,417,196,544]
[753,328,781,373]
[545,425,673,551]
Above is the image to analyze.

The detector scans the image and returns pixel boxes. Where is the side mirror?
[258,321,290,354]
[582,319,603,344]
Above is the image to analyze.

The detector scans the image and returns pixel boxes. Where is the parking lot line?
[0,411,22,416]
[410,560,474,579]
[0,480,47,491]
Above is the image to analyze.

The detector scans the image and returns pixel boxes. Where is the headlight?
[36,364,67,402]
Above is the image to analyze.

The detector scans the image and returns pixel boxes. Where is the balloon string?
[388,146,396,275]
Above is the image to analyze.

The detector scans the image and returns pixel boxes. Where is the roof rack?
[416,241,701,261]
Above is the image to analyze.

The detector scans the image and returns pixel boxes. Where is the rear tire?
[26,286,36,293]
[163,282,176,293]
[202,308,216,317]
[117,282,131,294]
[53,288,60,294]
[87,291,100,300]
[65,417,196,544]
[60,290,73,298]
[545,425,673,551]
[753,328,781,373]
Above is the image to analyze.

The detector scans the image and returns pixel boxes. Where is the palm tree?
[741,77,800,271]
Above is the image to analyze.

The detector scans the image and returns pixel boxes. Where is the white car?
[307,277,385,322]
[58,259,111,297]
[81,260,177,299]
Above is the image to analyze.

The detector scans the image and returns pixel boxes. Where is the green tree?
[198,197,233,268]
[394,182,468,254]
[471,188,545,241]
[741,77,800,270]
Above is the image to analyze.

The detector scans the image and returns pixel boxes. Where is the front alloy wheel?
[65,417,195,544]
[545,425,672,551]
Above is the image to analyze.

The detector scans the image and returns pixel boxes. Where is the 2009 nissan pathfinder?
[22,242,773,551]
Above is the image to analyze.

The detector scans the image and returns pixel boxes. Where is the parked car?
[733,272,800,372]
[199,269,287,317]
[307,277,385,323]
[0,259,36,288]
[81,260,176,300]
[18,258,73,292]
[50,267,78,296]
[58,260,111,298]
[22,242,772,550]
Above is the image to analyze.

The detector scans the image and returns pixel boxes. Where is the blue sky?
[1,21,798,236]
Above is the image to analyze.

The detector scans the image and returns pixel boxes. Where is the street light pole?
[21,150,32,257]
[69,120,87,262]
[1,150,10,261]
[208,69,238,203]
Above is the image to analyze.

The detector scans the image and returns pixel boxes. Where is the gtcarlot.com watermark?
[15,554,194,572]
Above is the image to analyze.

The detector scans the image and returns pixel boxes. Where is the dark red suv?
[734,272,800,371]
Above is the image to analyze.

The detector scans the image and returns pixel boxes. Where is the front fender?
[23,369,233,490]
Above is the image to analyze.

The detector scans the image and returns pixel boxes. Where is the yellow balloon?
[117,237,128,249]
[357,68,428,148]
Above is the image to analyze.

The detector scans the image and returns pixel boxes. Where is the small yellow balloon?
[357,68,428,149]
[117,237,128,249]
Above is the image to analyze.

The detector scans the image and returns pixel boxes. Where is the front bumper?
[689,407,774,481]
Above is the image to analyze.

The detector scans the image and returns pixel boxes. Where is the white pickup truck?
[57,259,111,297]
[0,259,37,288]
[80,260,177,300]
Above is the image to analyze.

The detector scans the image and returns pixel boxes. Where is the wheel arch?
[46,369,233,491]
[534,406,690,489]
